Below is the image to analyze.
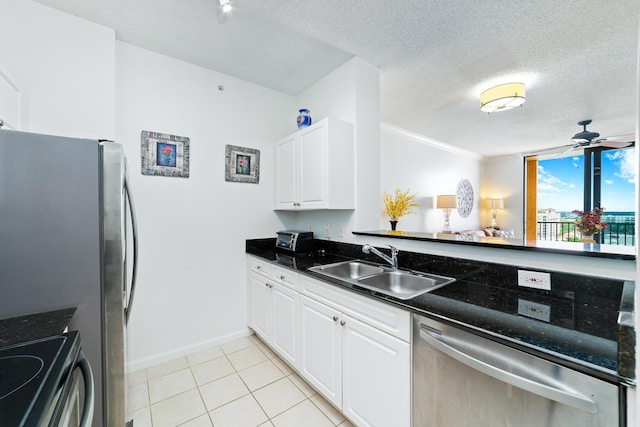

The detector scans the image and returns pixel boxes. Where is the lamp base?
[442,208,452,233]
[490,211,498,228]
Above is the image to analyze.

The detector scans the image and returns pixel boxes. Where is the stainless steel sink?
[357,270,455,299]
[309,260,386,279]
[308,260,455,299]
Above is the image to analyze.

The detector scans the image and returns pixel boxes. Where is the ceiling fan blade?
[523,144,576,157]
[586,134,635,149]
[597,133,634,143]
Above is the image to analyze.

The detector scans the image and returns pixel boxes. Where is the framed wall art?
[141,130,190,178]
[225,144,260,184]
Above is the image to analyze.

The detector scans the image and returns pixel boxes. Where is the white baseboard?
[126,327,253,372]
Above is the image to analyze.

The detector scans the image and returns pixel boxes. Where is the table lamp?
[437,195,458,233]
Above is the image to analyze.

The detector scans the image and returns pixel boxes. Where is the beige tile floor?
[126,335,355,427]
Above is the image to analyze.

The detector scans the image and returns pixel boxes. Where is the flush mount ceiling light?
[219,0,232,13]
[480,82,526,113]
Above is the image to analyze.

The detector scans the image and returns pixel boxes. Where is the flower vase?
[296,109,312,129]
[579,233,597,243]
[390,221,398,231]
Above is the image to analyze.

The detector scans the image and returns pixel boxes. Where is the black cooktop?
[0,332,80,426]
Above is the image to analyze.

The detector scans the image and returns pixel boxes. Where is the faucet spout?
[362,244,399,269]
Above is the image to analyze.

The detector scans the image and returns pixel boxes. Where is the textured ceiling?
[34,0,639,156]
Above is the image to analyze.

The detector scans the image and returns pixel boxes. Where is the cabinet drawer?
[272,265,300,290]
[249,256,272,277]
[300,276,411,342]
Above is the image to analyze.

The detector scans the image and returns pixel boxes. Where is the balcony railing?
[537,221,635,246]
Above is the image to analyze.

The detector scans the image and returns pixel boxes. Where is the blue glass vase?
[296,109,312,129]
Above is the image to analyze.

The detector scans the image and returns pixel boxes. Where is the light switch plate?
[517,270,551,291]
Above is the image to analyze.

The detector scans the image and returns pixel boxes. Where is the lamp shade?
[480,82,525,113]
[437,195,458,209]
[489,198,504,209]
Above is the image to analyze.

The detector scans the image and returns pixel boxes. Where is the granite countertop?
[0,308,76,348]
[247,238,635,386]
[353,229,636,260]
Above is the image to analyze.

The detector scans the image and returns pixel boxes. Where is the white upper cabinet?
[274,118,355,210]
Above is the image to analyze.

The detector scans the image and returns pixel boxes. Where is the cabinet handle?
[333,316,339,322]
[340,320,346,326]
[256,266,262,270]
[280,275,286,280]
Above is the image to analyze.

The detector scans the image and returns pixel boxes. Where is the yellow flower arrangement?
[383,188,418,221]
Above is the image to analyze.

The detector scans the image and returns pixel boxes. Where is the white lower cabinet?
[247,257,300,368]
[247,255,410,426]
[299,294,343,406]
[341,313,410,427]
[249,272,272,341]
[299,294,410,427]
[270,283,299,366]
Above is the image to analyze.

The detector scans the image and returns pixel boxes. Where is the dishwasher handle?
[419,327,598,414]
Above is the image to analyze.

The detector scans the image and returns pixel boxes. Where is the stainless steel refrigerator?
[0,129,138,426]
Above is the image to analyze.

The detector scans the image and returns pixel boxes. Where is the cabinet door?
[274,135,297,209]
[342,314,411,427]
[271,283,299,368]
[249,273,271,341]
[298,123,327,209]
[299,295,342,408]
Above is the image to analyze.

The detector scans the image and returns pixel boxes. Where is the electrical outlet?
[337,226,344,237]
[323,222,332,238]
[518,298,551,322]
[517,270,551,291]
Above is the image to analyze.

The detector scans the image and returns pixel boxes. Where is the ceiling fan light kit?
[480,82,526,113]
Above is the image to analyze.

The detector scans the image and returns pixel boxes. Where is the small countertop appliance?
[276,230,314,253]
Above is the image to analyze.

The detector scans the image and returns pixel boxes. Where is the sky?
[537,147,636,212]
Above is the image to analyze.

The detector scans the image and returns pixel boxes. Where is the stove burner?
[0,355,44,400]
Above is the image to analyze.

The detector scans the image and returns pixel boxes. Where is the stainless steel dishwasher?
[412,314,622,426]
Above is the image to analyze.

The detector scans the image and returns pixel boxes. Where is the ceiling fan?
[570,119,634,149]
[526,119,635,157]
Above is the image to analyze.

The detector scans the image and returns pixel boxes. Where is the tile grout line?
[133,337,349,427]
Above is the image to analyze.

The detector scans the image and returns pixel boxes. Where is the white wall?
[380,123,482,232]
[480,154,524,236]
[0,0,115,138]
[278,57,380,241]
[115,42,295,367]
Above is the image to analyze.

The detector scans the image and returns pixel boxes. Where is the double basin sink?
[308,260,455,300]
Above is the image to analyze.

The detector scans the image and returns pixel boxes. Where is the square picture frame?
[225,144,260,184]
[141,130,190,178]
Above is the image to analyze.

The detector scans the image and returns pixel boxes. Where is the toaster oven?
[276,230,314,253]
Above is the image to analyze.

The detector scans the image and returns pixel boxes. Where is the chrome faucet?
[362,244,399,269]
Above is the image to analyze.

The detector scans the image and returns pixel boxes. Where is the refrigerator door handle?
[78,350,95,427]
[124,177,138,326]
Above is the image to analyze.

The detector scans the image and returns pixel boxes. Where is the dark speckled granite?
[0,308,76,347]
[246,238,635,385]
